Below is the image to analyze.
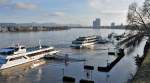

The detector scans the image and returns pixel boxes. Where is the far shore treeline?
[0,23,71,32]
[0,23,135,32]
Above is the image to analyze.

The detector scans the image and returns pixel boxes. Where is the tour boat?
[71,35,100,49]
[0,44,59,70]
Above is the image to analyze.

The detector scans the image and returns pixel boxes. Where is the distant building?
[120,23,123,27]
[0,23,16,27]
[1,27,8,32]
[110,22,115,28]
[111,22,115,28]
[93,18,101,28]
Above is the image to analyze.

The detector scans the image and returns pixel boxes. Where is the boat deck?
[26,45,50,52]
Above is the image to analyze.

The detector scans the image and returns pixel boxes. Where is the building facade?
[93,18,101,28]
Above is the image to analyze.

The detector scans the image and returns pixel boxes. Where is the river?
[0,28,147,83]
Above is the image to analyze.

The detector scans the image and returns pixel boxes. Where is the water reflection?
[0,59,45,83]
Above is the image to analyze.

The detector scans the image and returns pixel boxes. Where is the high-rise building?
[93,18,101,28]
[111,22,115,28]
[111,22,115,27]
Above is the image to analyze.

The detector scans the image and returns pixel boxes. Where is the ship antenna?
[39,40,42,49]
[17,43,20,47]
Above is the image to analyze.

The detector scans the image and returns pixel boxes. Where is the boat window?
[72,42,83,44]
[21,47,25,49]
[76,38,85,41]
[9,56,23,61]
[0,59,7,64]
[15,48,19,51]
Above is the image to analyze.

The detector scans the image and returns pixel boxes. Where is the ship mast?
[39,40,42,49]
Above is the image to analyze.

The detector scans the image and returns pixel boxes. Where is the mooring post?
[62,68,64,76]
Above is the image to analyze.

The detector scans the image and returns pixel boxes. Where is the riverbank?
[0,26,70,32]
[132,41,150,83]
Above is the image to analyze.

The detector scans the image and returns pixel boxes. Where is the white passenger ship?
[71,35,101,49]
[0,44,59,70]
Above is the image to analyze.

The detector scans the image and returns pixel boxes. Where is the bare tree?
[119,0,150,48]
[127,2,148,32]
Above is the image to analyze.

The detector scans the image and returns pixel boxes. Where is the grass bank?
[132,48,150,83]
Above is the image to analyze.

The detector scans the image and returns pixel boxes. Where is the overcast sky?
[0,0,145,26]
